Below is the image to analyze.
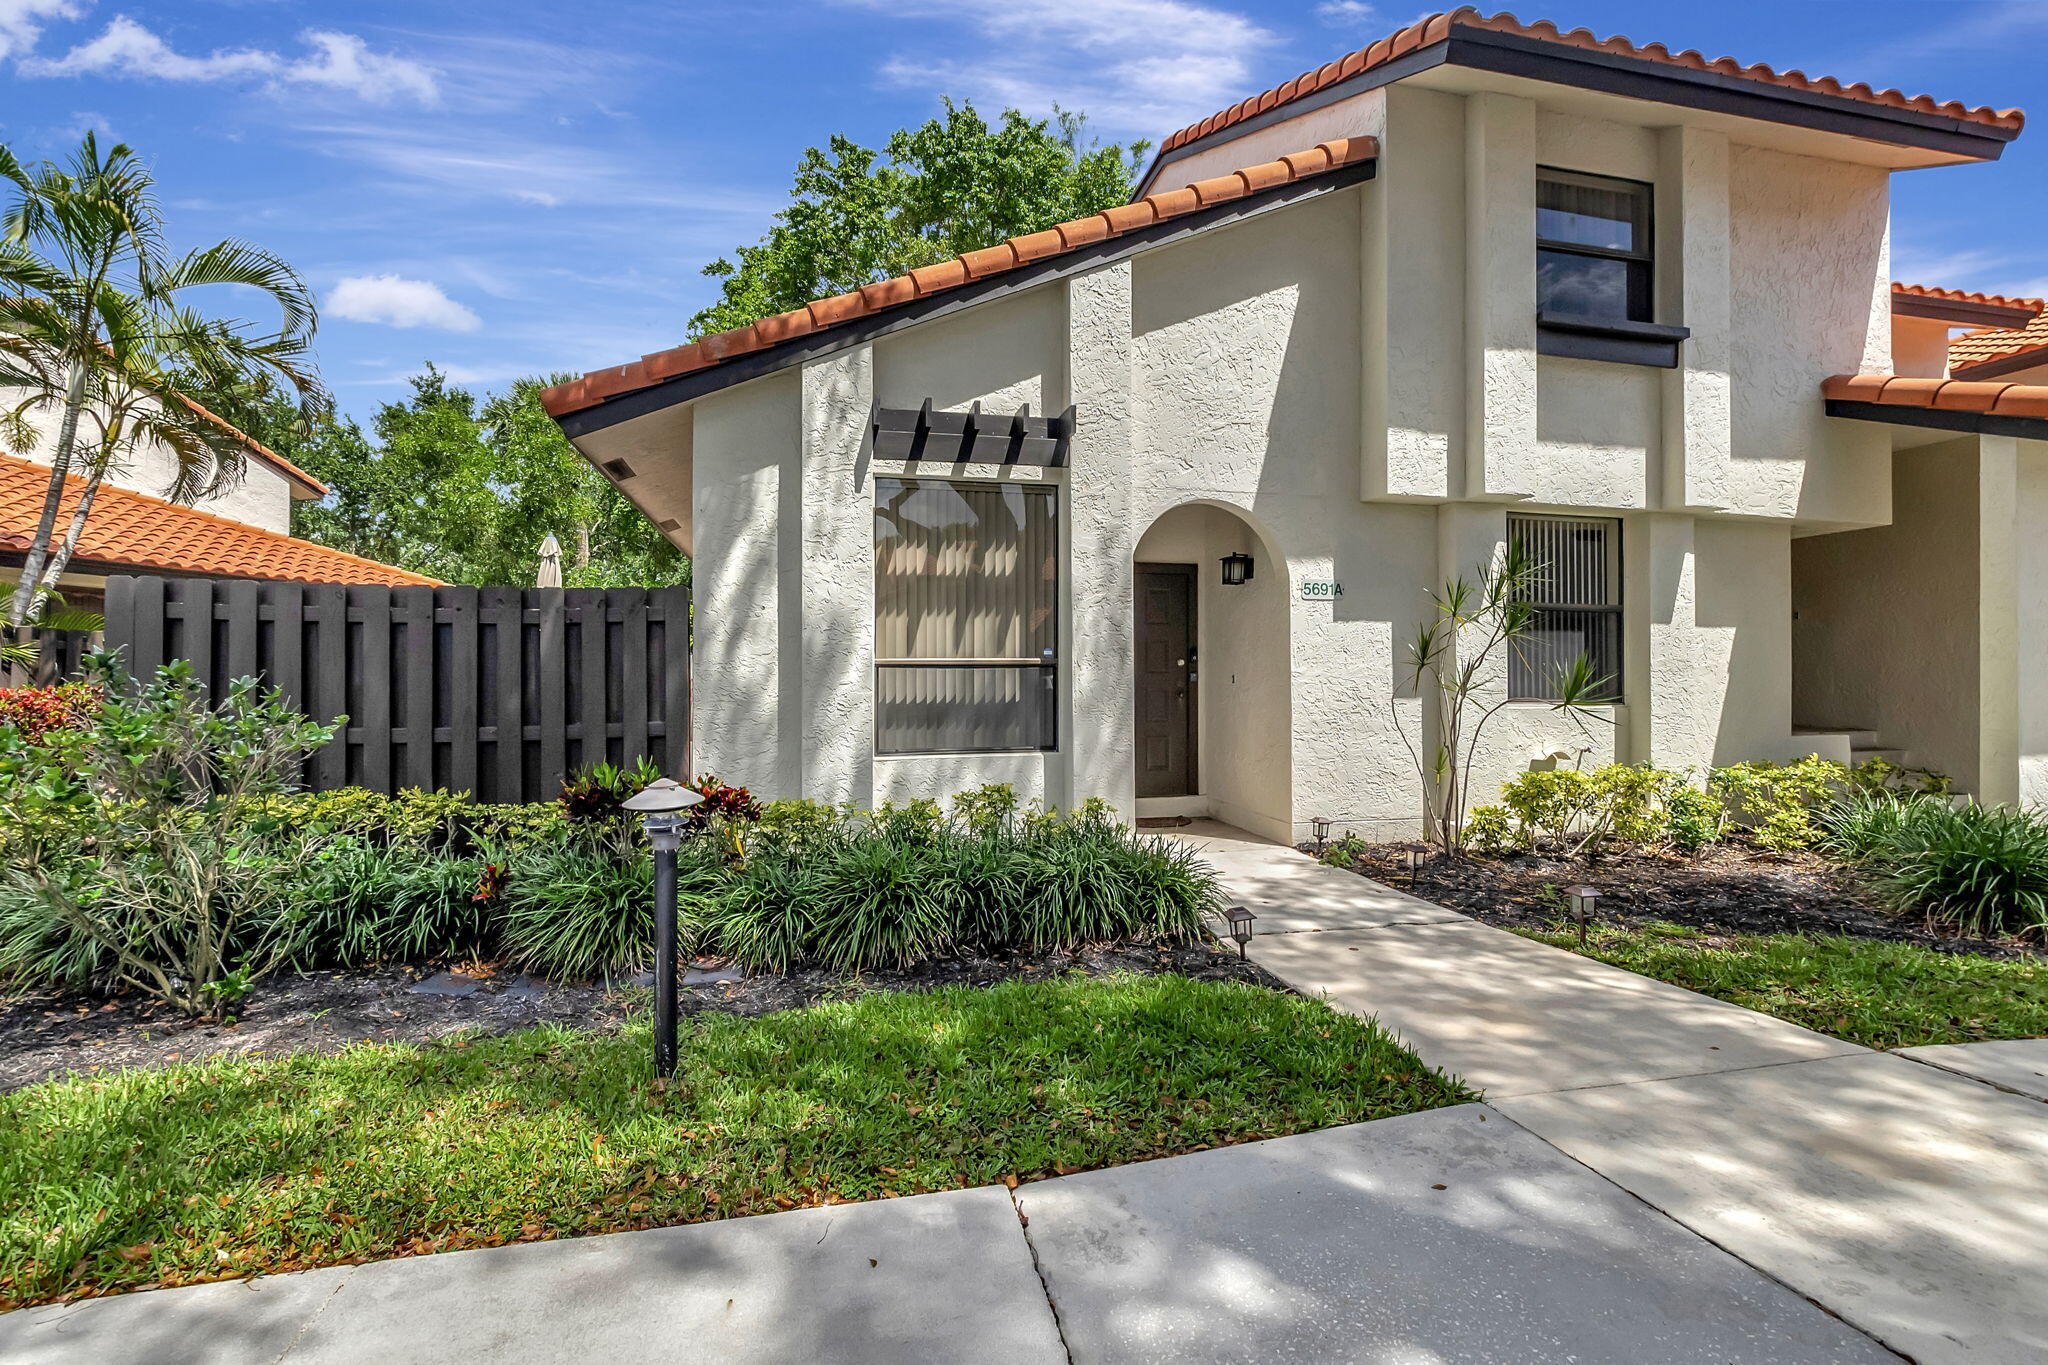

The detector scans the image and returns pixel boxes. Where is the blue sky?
[2,0,2044,421]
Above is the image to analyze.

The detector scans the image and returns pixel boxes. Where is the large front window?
[1508,512,1622,703]
[874,478,1058,755]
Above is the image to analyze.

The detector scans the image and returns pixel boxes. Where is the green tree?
[692,102,1146,337]
[229,368,684,589]
[0,135,325,626]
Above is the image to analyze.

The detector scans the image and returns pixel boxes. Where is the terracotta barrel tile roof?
[1893,282,2045,314]
[539,137,1379,420]
[0,452,436,586]
[172,393,327,498]
[1950,310,2048,378]
[1157,8,2025,157]
[1822,373,2048,421]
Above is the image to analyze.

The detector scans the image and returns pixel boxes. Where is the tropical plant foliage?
[0,135,325,625]
[690,102,1146,337]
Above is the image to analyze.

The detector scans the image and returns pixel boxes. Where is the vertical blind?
[874,478,1058,753]
[1507,512,1622,702]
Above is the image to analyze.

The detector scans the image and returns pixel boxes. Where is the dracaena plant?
[0,654,341,1016]
[1394,538,1614,856]
[0,134,327,628]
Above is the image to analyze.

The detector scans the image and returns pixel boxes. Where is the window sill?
[1536,315,1690,369]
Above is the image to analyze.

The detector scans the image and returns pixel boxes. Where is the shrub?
[1814,789,1949,866]
[263,788,565,854]
[0,658,338,1014]
[1864,800,2048,940]
[1662,783,1725,854]
[0,681,100,744]
[496,838,725,978]
[1495,764,1704,857]
[1709,757,1845,850]
[755,797,847,849]
[1463,806,1516,854]
[558,758,661,826]
[287,839,492,967]
[700,805,1217,973]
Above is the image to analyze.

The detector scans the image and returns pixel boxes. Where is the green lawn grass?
[0,974,1470,1309]
[1516,920,2048,1050]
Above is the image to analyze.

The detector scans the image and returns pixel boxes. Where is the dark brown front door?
[1135,564,1197,798]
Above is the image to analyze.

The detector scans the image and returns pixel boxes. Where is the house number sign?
[1300,580,1343,601]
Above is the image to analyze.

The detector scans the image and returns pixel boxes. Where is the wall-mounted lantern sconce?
[1220,551,1254,586]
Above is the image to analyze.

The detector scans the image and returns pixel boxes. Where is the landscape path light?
[1565,884,1599,948]
[621,776,704,1077]
[1405,841,1427,881]
[1310,816,1334,855]
[1225,905,1257,958]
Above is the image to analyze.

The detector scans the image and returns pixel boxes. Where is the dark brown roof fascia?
[1825,398,2048,441]
[1893,295,2038,328]
[1143,27,2015,192]
[1951,349,2048,382]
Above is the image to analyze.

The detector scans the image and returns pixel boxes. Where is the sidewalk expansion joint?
[273,1271,350,1362]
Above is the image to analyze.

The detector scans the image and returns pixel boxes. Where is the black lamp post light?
[1219,551,1254,586]
[1405,841,1427,881]
[1310,815,1334,855]
[1225,905,1257,958]
[621,777,705,1077]
[1565,884,1599,947]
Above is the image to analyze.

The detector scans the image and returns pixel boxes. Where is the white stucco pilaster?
[797,345,876,806]
[1656,126,1732,512]
[1625,513,1718,774]
[1463,91,1537,501]
[1064,262,1137,816]
[1976,435,2020,805]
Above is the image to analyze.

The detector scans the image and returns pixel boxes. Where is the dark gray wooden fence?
[101,577,689,802]
[2,626,96,686]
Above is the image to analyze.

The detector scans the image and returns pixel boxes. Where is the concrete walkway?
[1182,820,2048,1365]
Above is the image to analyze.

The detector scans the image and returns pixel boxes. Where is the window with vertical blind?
[874,478,1058,754]
[1507,512,1622,703]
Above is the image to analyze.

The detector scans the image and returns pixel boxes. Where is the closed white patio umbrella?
[535,532,563,588]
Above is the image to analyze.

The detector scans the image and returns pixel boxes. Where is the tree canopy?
[691,102,1147,337]
[223,369,685,590]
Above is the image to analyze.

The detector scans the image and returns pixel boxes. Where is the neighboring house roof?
[1822,373,2048,439]
[0,451,435,586]
[173,392,328,498]
[1154,8,2024,166]
[539,137,1380,430]
[1891,282,2043,330]
[1949,311,2048,381]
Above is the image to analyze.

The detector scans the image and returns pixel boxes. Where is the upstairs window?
[1508,512,1622,703]
[1537,169,1652,326]
[874,478,1058,755]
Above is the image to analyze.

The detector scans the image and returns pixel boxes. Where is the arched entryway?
[1132,502,1292,842]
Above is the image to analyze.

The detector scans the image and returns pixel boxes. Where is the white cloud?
[0,0,79,59]
[1315,1,1377,25]
[21,17,439,105]
[850,0,1281,137]
[328,275,481,332]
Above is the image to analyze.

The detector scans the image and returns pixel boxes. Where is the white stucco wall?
[2017,441,2048,803]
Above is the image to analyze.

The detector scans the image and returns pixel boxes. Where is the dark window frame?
[1507,512,1624,704]
[873,476,1061,757]
[1536,167,1655,327]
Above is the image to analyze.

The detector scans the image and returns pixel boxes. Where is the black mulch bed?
[0,939,1282,1092]
[1317,841,2043,962]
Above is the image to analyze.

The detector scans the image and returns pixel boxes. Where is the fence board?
[98,577,688,801]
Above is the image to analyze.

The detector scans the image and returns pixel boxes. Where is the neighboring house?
[542,8,2047,841]
[2,394,435,611]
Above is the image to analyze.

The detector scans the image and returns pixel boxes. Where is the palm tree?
[0,134,327,628]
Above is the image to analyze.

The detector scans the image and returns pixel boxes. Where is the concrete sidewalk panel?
[1016,1105,1896,1365]
[0,1266,349,1365]
[1249,919,1864,1096]
[1499,1052,2048,1365]
[283,1185,1062,1364]
[1899,1038,2048,1102]
[1176,835,1470,935]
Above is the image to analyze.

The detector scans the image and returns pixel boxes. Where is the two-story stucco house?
[541,9,2047,843]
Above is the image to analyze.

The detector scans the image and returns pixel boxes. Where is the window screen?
[1508,512,1622,703]
[874,478,1058,754]
[1537,169,1652,325]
